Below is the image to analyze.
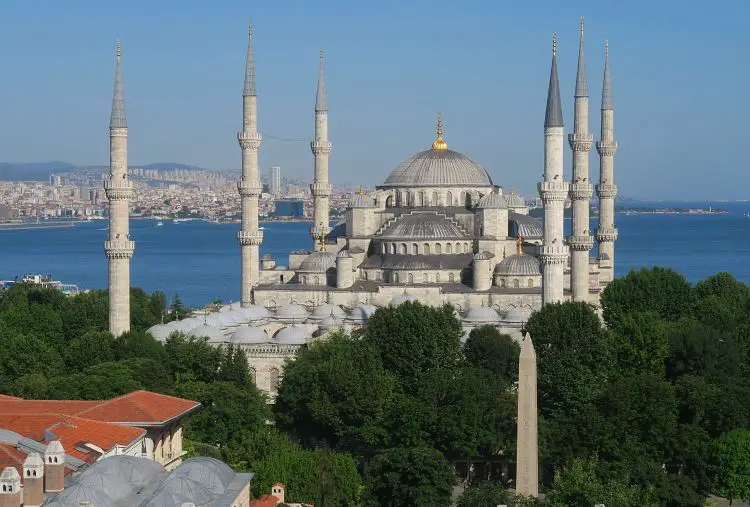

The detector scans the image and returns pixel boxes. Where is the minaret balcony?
[310,141,333,156]
[237,180,263,197]
[568,132,593,151]
[537,181,569,202]
[569,183,594,200]
[595,184,618,199]
[567,234,594,251]
[103,180,133,200]
[310,182,333,198]
[237,230,264,246]
[596,140,618,156]
[104,239,135,259]
[595,227,619,242]
[237,131,262,150]
[539,244,569,264]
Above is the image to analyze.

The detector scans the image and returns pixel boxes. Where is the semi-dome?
[504,305,533,324]
[275,325,310,345]
[230,326,268,344]
[311,303,347,319]
[382,149,492,188]
[275,303,309,321]
[477,192,507,209]
[298,251,337,273]
[474,251,493,260]
[464,306,501,323]
[495,254,541,276]
[187,324,225,343]
[378,212,470,240]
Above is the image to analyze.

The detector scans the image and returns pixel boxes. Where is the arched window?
[412,243,418,255]
[404,191,410,206]
[419,191,425,206]
[455,242,461,252]
[249,367,257,385]
[460,191,467,207]
[446,243,452,254]
[449,273,455,282]
[377,271,383,280]
[435,243,442,254]
[432,191,438,206]
[386,195,394,207]
[408,273,414,283]
[400,243,407,254]
[390,243,396,254]
[446,191,453,206]
[381,243,386,254]
[423,272,429,283]
[363,271,368,280]
[423,243,431,255]
[462,243,468,253]
[301,276,307,284]
[528,278,534,288]
[394,272,399,283]
[436,273,441,282]
[269,367,280,394]
[513,279,520,288]
[500,279,506,288]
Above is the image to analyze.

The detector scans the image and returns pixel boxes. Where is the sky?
[1,0,747,200]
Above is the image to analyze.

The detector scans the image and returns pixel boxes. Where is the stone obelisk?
[515,333,538,497]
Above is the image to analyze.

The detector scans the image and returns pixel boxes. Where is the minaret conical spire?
[575,18,588,97]
[602,40,613,109]
[243,21,256,96]
[110,39,127,129]
[544,33,564,128]
[315,48,327,112]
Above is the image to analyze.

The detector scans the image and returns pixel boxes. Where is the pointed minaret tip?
[315,47,327,112]
[575,17,588,97]
[544,32,564,128]
[243,20,256,97]
[602,40,613,110]
[110,39,127,129]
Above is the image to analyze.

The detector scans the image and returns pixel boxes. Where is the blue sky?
[1,0,747,200]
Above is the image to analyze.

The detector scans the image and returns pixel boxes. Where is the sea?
[1,201,749,308]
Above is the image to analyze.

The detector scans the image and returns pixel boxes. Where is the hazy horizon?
[2,0,747,200]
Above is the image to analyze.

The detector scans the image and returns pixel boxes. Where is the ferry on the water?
[1,273,82,296]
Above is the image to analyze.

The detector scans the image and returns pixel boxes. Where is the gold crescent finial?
[431,112,448,150]
[316,224,327,252]
[516,234,524,255]
[116,39,121,63]
[580,17,584,35]
[356,185,365,196]
[553,33,557,56]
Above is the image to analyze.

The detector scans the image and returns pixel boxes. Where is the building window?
[436,273,441,282]
[301,276,307,284]
[394,272,399,283]
[363,271,368,280]
[386,195,394,207]
[250,367,257,385]
[435,243,442,254]
[423,243,431,255]
[400,243,407,254]
[513,279,520,288]
[390,243,396,254]
[270,367,280,394]
[500,279,506,288]
[455,242,461,252]
[449,273,455,282]
[446,243,452,254]
[381,243,386,254]
[528,278,534,288]
[412,243,418,255]
[432,191,438,206]
[423,272,428,283]
[407,273,414,283]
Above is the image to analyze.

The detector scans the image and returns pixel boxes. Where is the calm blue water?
[1,202,749,308]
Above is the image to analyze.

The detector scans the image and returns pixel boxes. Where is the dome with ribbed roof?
[311,303,347,319]
[349,192,375,208]
[381,149,493,188]
[494,254,541,276]
[463,306,501,323]
[319,315,342,330]
[275,326,310,345]
[241,305,272,322]
[298,251,337,273]
[477,192,507,209]
[275,303,309,321]
[348,304,378,323]
[505,192,526,208]
[230,326,268,344]
[378,212,469,240]
[187,324,225,343]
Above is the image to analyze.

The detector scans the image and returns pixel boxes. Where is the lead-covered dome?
[378,212,470,240]
[494,254,541,276]
[298,251,337,273]
[382,149,493,188]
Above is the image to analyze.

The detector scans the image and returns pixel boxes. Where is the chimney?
[0,467,21,507]
[22,453,44,507]
[44,441,65,493]
[271,483,285,504]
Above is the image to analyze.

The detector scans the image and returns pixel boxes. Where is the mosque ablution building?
[113,19,618,398]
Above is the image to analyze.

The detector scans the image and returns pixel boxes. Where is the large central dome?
[380,114,493,188]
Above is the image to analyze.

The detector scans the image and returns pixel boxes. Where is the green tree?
[164,334,224,383]
[0,334,64,380]
[170,294,188,320]
[609,311,669,376]
[456,481,511,507]
[65,331,115,371]
[61,290,109,341]
[113,330,167,363]
[363,302,463,389]
[364,447,455,507]
[666,318,741,382]
[712,429,750,505]
[464,326,519,385]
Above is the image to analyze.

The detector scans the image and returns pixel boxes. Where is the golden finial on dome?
[431,112,448,151]
[356,185,365,196]
[516,234,524,255]
[316,224,327,252]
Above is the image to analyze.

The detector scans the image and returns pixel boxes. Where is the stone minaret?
[568,18,594,301]
[237,22,263,306]
[310,49,333,250]
[596,41,618,279]
[515,333,538,497]
[538,34,569,305]
[104,40,134,336]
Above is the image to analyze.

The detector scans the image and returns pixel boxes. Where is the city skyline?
[1,1,747,200]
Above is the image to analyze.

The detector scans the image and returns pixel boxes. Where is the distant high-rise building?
[270,166,282,196]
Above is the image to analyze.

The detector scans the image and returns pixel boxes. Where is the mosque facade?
[138,20,618,398]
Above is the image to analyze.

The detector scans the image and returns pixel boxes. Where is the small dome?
[505,192,526,208]
[147,324,171,342]
[172,319,200,333]
[319,315,341,330]
[152,476,214,506]
[477,193,507,209]
[204,314,222,327]
[225,310,248,325]
[241,305,272,322]
[504,306,533,324]
[473,251,493,261]
[230,326,268,344]
[495,254,541,276]
[378,212,470,240]
[216,314,238,328]
[390,294,419,307]
[275,303,309,321]
[349,192,375,208]
[45,485,115,507]
[464,306,501,323]
[311,304,347,319]
[261,253,274,260]
[187,324,225,343]
[275,326,310,345]
[171,457,234,496]
[298,251,337,273]
[348,304,378,322]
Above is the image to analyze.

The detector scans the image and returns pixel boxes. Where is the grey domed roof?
[349,192,375,208]
[348,304,378,322]
[150,475,214,506]
[45,485,115,507]
[231,326,268,344]
[495,254,541,276]
[147,324,171,342]
[275,325,310,345]
[311,303,346,319]
[381,149,493,187]
[390,294,419,307]
[187,324,225,343]
[504,305,533,324]
[71,455,163,502]
[474,251,493,260]
[173,318,201,333]
[298,251,337,273]
[378,212,470,240]
[464,306,501,323]
[505,192,526,207]
[320,315,342,330]
[477,193,507,209]
[170,457,234,497]
[241,305,272,321]
[275,303,309,321]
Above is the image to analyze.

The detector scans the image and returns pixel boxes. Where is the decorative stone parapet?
[104,239,135,259]
[103,179,133,201]
[569,182,594,200]
[237,230,263,245]
[310,181,333,198]
[595,183,618,199]
[568,132,593,151]
[237,131,262,150]
[567,234,594,251]
[596,139,618,156]
[310,141,332,155]
[595,227,619,242]
[237,179,263,197]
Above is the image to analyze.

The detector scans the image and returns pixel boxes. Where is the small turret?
[0,467,21,507]
[22,453,44,507]
[44,441,65,493]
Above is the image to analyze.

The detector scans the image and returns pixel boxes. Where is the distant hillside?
[140,162,203,171]
[0,162,76,181]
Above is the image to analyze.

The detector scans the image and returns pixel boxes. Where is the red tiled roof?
[250,495,280,507]
[0,391,200,426]
[0,394,22,401]
[0,443,26,476]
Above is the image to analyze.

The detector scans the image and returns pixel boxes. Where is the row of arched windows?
[385,190,481,208]
[496,278,536,288]
[381,242,471,255]
[392,272,456,283]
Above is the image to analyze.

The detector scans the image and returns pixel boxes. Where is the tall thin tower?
[237,22,263,306]
[596,41,618,281]
[515,333,539,497]
[310,49,333,250]
[538,34,569,305]
[568,18,594,301]
[104,40,134,336]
